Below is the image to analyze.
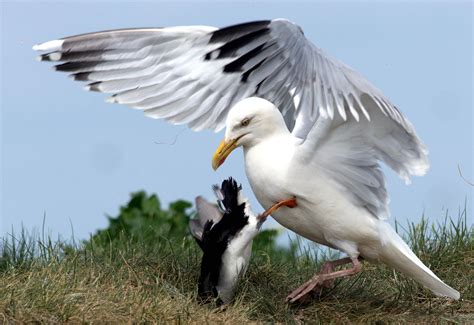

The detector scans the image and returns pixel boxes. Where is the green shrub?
[90,191,192,245]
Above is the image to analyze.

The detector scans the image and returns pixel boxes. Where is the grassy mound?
[1,193,472,323]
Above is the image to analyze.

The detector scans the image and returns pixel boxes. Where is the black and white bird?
[190,177,295,303]
[34,19,460,301]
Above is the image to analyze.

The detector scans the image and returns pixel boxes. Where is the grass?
[1,208,473,323]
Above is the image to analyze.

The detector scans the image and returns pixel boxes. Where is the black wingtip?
[54,61,99,73]
[87,81,101,92]
[210,20,271,43]
[206,28,270,62]
[72,72,91,81]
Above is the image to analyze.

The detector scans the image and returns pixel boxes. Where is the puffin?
[189,177,295,303]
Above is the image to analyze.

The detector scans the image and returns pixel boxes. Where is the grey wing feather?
[302,99,428,220]
[190,196,223,241]
[189,219,205,241]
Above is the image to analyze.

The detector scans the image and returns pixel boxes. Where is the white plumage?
[34,19,459,300]
[223,97,458,300]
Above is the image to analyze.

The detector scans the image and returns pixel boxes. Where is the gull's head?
[212,97,286,170]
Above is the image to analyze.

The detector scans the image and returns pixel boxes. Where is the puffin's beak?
[212,138,239,170]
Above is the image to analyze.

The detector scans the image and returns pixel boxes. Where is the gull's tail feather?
[378,222,460,300]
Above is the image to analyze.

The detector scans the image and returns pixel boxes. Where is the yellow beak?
[212,138,239,170]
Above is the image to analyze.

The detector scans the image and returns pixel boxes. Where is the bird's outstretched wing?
[33,19,397,134]
[34,19,429,219]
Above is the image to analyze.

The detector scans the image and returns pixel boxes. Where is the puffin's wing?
[34,19,401,135]
[190,196,223,241]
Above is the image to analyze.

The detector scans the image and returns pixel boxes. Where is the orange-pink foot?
[286,256,361,303]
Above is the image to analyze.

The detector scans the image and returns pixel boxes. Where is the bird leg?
[286,256,361,303]
[257,197,297,222]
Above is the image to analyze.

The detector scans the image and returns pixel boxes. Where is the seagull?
[34,19,460,301]
[190,177,296,304]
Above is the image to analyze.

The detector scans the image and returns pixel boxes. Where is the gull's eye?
[241,118,251,127]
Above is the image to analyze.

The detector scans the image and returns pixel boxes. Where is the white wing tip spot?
[49,52,62,61]
[37,52,62,62]
[32,39,64,52]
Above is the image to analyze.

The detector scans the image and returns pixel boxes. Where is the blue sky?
[1,1,472,241]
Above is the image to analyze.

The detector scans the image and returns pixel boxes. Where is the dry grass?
[1,211,473,323]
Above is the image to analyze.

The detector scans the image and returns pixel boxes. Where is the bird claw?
[286,275,325,303]
[286,257,361,303]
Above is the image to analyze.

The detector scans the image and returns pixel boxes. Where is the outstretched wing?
[34,22,294,131]
[34,19,429,219]
[34,19,402,135]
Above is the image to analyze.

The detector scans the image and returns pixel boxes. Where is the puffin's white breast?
[217,221,258,303]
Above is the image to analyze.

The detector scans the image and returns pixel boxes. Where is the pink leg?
[286,257,353,301]
[257,197,297,222]
[319,257,353,288]
[286,256,361,303]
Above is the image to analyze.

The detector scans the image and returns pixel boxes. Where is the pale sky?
[1,1,472,241]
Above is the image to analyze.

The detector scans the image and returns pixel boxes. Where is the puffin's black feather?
[195,177,250,302]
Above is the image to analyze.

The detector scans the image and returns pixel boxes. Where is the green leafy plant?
[90,191,192,245]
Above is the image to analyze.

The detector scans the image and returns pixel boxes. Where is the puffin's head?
[212,97,286,170]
